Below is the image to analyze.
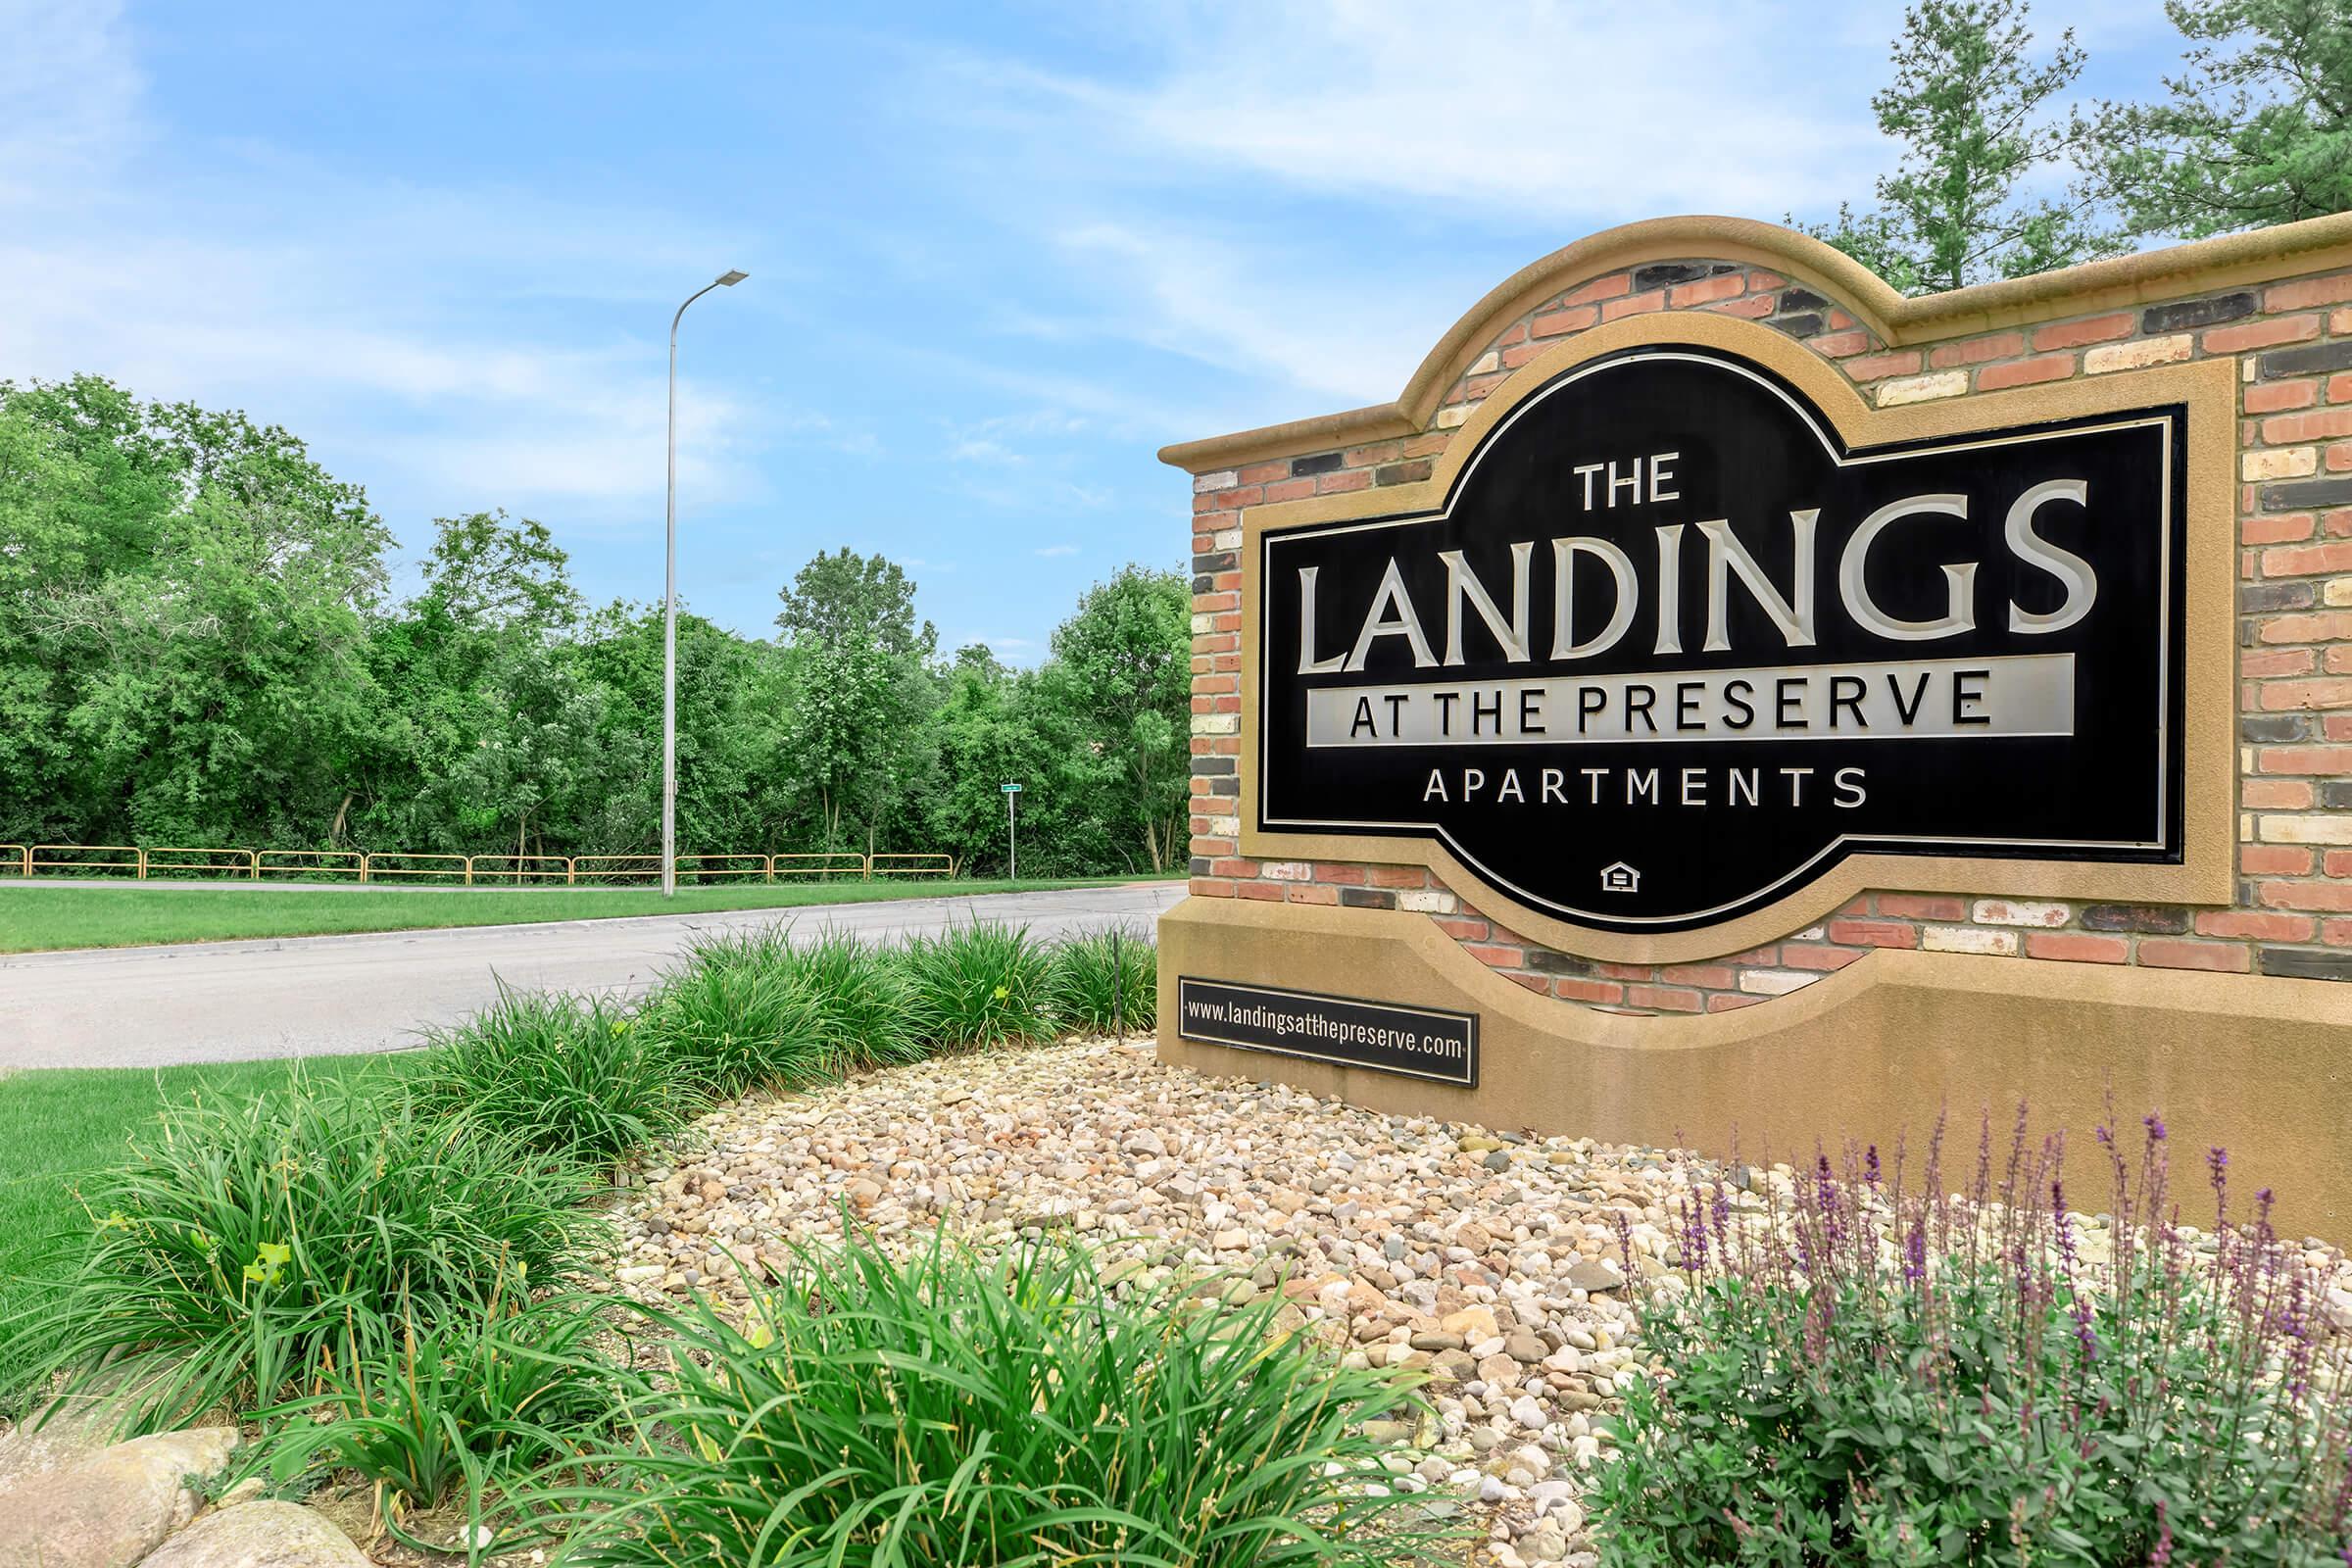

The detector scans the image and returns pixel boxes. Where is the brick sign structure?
[1155,215,2352,1232]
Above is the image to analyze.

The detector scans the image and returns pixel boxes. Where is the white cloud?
[0,1,141,204]
[946,2,1890,227]
[1054,220,1451,406]
[0,8,772,529]
[1034,543,1077,557]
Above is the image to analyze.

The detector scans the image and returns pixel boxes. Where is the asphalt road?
[0,883,1188,1070]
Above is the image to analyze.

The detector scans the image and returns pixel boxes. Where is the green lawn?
[0,1053,424,1394]
[0,874,1175,955]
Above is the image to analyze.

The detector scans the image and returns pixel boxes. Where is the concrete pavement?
[0,883,1187,1070]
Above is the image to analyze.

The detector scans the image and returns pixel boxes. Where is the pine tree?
[2091,0,2352,238]
[1797,0,2119,294]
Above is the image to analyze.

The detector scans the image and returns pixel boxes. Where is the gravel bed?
[610,1035,1708,1566]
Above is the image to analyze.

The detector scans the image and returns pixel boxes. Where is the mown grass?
[0,873,1176,955]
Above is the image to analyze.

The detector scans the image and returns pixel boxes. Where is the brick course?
[1185,257,2352,1014]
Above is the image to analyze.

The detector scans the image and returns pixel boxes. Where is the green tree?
[774,549,939,853]
[773,547,936,661]
[1048,565,1192,872]
[1799,0,2117,293]
[2090,0,2352,238]
[357,513,605,856]
[0,375,390,848]
[571,602,792,858]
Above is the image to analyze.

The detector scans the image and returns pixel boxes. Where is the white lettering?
[1839,493,1978,641]
[1347,558,1439,670]
[1700,510,1818,653]
[2005,479,2098,634]
[1297,565,1347,674]
[1550,536,1639,661]
[1440,544,1534,665]
[1653,523,1686,656]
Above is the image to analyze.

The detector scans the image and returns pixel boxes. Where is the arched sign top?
[1163,210,2352,476]
[1253,340,2188,935]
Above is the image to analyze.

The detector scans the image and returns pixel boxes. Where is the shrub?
[551,1234,1438,1567]
[250,1291,622,1553]
[28,1076,607,1434]
[772,928,923,1067]
[1592,1110,2352,1566]
[637,930,835,1097]
[1048,926,1155,1034]
[416,985,694,1165]
[899,921,1056,1048]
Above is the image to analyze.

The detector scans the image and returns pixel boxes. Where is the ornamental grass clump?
[551,1233,1439,1568]
[637,928,837,1097]
[771,927,924,1066]
[1592,1107,2352,1566]
[248,1290,624,1553]
[1049,925,1156,1034]
[416,983,695,1165]
[23,1077,607,1436]
[900,920,1056,1048]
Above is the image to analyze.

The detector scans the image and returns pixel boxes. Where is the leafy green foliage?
[1046,565,1193,873]
[249,1292,621,1553]
[1795,0,2118,293]
[0,375,390,849]
[23,1077,607,1435]
[416,985,695,1165]
[1592,1116,2352,1564]
[1049,926,1156,1034]
[2091,0,2352,238]
[900,921,1058,1048]
[551,1234,1440,1568]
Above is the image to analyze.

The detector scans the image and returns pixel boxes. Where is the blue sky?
[2,1,2183,660]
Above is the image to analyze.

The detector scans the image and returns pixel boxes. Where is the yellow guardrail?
[359,853,476,885]
[869,853,959,878]
[572,855,662,885]
[31,844,143,877]
[773,853,869,878]
[4,843,967,886]
[146,846,260,879]
[469,854,576,885]
[258,850,366,881]
[676,854,773,881]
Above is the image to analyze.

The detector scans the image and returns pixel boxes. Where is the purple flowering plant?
[1592,1104,2352,1565]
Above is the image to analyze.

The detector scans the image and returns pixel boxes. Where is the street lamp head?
[715,269,749,286]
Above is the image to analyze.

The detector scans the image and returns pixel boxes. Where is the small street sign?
[1003,783,1020,877]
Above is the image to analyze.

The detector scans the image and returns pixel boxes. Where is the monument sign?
[1155,216,2352,1229]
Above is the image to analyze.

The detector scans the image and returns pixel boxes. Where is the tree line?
[0,374,1190,878]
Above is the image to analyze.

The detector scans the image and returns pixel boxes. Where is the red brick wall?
[1187,256,2352,1011]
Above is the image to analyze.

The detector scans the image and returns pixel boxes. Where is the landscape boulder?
[134,1501,371,1568]
[0,1427,238,1568]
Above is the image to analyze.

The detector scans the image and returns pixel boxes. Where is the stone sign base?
[1157,896,2352,1236]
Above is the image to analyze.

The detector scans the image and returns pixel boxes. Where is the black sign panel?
[1176,977,1479,1086]
[1259,345,2187,933]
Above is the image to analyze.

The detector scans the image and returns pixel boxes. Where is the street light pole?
[663,269,747,900]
